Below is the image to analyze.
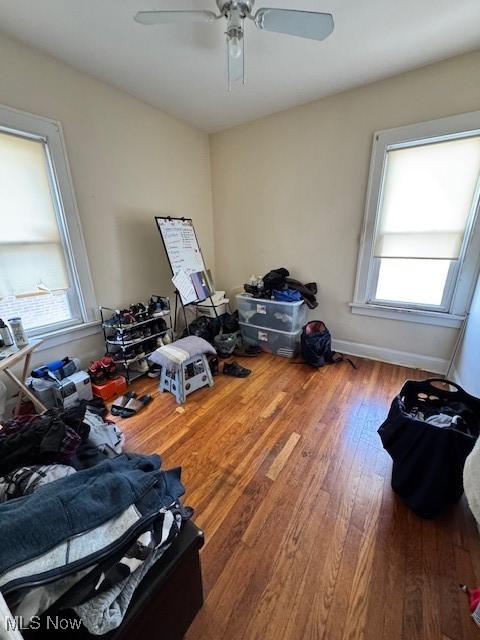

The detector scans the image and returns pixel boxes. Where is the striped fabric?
[149,336,216,370]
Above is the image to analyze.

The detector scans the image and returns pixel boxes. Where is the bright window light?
[375,259,452,307]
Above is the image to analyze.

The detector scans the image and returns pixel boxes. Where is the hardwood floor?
[117,353,480,640]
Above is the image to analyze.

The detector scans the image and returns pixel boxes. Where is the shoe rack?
[100,299,173,384]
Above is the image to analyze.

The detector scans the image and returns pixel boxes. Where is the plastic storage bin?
[196,300,229,318]
[236,294,307,333]
[239,322,301,359]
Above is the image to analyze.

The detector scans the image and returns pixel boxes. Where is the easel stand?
[155,216,221,338]
[173,291,220,337]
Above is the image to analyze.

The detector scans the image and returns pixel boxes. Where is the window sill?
[350,302,465,328]
[33,321,103,353]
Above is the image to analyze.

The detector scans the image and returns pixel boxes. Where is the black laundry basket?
[378,378,480,518]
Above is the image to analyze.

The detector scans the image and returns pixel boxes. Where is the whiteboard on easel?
[155,217,207,304]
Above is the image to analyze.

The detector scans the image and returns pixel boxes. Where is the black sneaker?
[130,303,149,322]
[152,318,167,335]
[111,329,143,344]
[143,339,157,355]
[148,296,169,317]
[103,312,122,329]
[112,349,136,364]
[223,362,251,378]
[148,363,162,378]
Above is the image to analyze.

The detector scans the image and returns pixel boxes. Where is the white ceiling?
[0,0,479,132]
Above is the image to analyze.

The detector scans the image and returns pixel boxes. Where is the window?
[0,104,97,338]
[353,111,480,328]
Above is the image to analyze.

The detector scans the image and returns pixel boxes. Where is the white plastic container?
[8,317,28,348]
[239,322,301,359]
[196,301,229,318]
[236,294,307,333]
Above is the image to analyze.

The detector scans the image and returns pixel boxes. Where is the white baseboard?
[332,338,448,374]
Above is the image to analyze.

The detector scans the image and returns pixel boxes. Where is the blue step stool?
[160,353,214,404]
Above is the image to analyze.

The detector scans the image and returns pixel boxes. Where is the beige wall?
[0,32,214,370]
[210,50,480,368]
[1,31,480,378]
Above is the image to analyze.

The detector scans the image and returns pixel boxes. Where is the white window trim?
[352,110,480,329]
[0,103,99,341]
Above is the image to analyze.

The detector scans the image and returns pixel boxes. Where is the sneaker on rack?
[115,328,145,344]
[163,332,172,345]
[148,296,169,318]
[130,357,149,374]
[130,303,149,323]
[103,312,122,329]
[151,318,167,336]
[110,330,133,344]
[112,349,136,364]
[142,339,156,355]
[156,337,164,348]
[119,310,136,325]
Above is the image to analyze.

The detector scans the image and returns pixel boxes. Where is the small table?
[0,339,47,415]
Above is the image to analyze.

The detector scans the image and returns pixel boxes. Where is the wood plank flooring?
[117,353,480,640]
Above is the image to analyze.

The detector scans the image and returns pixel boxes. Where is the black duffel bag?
[378,378,480,518]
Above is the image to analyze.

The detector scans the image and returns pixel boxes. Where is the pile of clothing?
[0,400,123,477]
[0,403,187,635]
[244,267,318,309]
[407,398,476,436]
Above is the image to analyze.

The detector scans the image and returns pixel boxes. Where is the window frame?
[0,103,98,339]
[352,111,480,329]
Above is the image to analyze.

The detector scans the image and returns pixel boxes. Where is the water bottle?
[0,319,13,347]
[8,317,28,348]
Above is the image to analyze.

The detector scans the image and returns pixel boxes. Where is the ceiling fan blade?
[134,10,218,25]
[254,9,334,41]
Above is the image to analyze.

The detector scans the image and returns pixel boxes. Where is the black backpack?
[301,321,356,369]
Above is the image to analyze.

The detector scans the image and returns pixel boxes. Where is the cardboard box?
[92,376,127,401]
[52,371,93,409]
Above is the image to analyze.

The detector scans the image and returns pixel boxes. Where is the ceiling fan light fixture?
[217,0,254,19]
[228,33,243,59]
[134,1,334,91]
[225,7,245,91]
[226,24,245,91]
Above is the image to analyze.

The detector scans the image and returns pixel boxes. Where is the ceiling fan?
[134,1,334,90]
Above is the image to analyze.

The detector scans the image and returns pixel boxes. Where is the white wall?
[454,277,480,396]
[0,32,215,371]
[210,50,480,372]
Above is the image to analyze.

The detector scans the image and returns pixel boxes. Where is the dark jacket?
[0,454,184,594]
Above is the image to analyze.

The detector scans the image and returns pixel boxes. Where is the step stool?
[160,353,214,404]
